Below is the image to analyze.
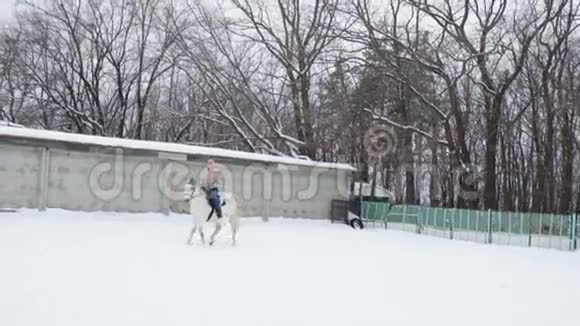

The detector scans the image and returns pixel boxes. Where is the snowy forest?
[1,0,579,213]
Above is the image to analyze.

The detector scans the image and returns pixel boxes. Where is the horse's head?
[184,177,203,200]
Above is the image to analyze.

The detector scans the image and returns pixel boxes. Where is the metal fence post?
[575,214,578,251]
[570,213,578,251]
[528,215,532,247]
[416,207,422,234]
[443,208,447,238]
[359,182,364,220]
[449,209,454,240]
[487,209,493,244]
[519,211,524,237]
[507,211,512,245]
[548,213,554,249]
[384,202,390,230]
[538,213,544,248]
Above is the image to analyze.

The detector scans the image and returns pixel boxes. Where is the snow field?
[0,209,578,326]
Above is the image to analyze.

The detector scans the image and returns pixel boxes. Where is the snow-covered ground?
[0,209,579,326]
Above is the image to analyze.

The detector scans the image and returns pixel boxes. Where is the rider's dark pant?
[207,188,223,219]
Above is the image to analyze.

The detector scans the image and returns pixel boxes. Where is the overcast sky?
[0,0,16,23]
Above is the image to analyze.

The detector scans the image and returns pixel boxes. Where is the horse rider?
[200,159,225,220]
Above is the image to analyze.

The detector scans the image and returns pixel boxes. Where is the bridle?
[185,178,205,201]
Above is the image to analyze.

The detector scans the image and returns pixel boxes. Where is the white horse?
[183,178,240,246]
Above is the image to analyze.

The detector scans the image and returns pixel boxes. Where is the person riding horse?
[200,159,225,221]
[184,159,239,246]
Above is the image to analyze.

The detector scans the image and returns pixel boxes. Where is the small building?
[0,126,355,219]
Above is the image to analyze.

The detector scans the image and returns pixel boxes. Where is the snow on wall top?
[0,126,356,171]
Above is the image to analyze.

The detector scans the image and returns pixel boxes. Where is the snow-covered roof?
[0,126,356,171]
[0,121,25,128]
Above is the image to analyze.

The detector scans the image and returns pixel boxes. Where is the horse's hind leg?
[231,226,237,246]
[230,216,239,246]
[209,222,222,246]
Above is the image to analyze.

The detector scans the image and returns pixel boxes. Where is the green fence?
[361,202,579,251]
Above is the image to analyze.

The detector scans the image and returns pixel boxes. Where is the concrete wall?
[0,138,352,219]
[0,144,42,208]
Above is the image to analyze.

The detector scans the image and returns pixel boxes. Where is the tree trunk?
[559,112,574,213]
[403,129,416,204]
[483,97,501,210]
[299,73,316,159]
[430,128,441,206]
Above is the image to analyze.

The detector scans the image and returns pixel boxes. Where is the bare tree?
[345,0,479,206]
[406,0,568,209]
[171,0,317,156]
[230,0,344,159]
[1,0,580,213]
[132,0,180,139]
[0,29,32,123]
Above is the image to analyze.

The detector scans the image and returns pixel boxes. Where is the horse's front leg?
[199,225,206,245]
[186,226,197,245]
[209,222,222,246]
